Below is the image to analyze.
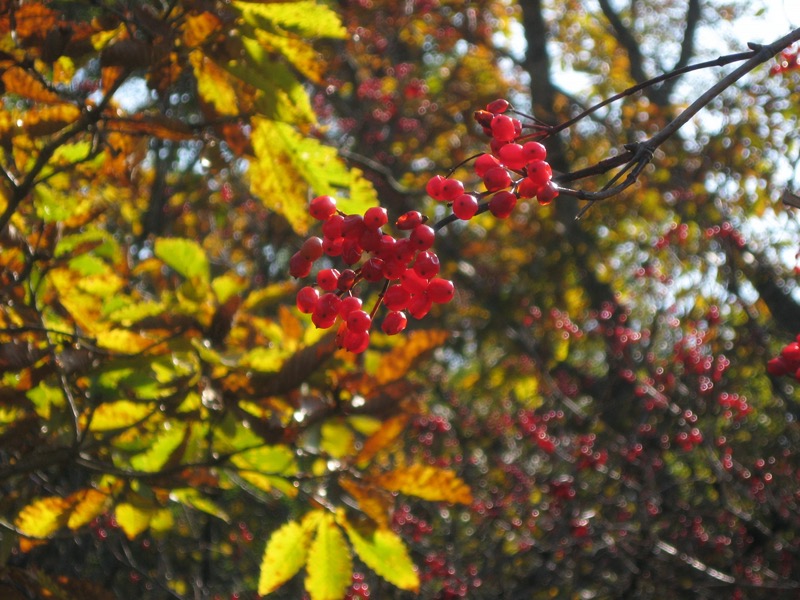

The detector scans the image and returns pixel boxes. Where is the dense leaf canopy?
[1,1,800,599]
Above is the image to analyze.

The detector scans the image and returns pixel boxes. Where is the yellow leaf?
[24,104,82,138]
[95,329,155,353]
[254,29,325,84]
[356,414,409,468]
[374,330,449,385]
[189,50,239,116]
[339,514,419,592]
[86,401,155,432]
[115,502,154,539]
[234,1,347,39]
[257,519,312,595]
[371,464,473,505]
[306,513,352,600]
[66,489,109,530]
[15,497,72,538]
[320,419,355,459]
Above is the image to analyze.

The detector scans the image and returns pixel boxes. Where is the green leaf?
[234,1,347,39]
[129,422,187,472]
[170,489,230,523]
[306,513,352,600]
[339,516,419,592]
[154,238,210,288]
[257,519,312,595]
[320,419,355,459]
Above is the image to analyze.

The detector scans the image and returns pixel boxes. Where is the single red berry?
[296,286,319,313]
[483,166,512,192]
[782,342,800,363]
[407,293,433,319]
[413,250,440,279]
[347,309,372,332]
[473,109,494,128]
[498,143,526,170]
[376,234,397,260]
[516,176,542,199]
[342,214,366,239]
[526,160,553,189]
[309,195,337,220]
[453,194,479,220]
[359,227,382,253]
[312,293,342,328]
[382,311,408,335]
[322,214,344,239]
[337,269,358,291]
[343,328,370,353]
[522,141,547,162]
[317,268,340,291]
[440,178,465,202]
[323,236,344,257]
[392,238,416,264]
[426,175,447,200]
[490,114,518,142]
[363,206,388,229]
[427,278,455,303]
[474,153,501,178]
[383,259,407,280]
[489,190,517,218]
[536,182,559,206]
[361,257,385,282]
[342,240,363,265]
[396,211,425,230]
[767,356,788,376]
[383,284,411,311]
[289,252,313,278]
[409,224,436,251]
[401,268,430,294]
[486,98,510,114]
[338,295,362,319]
[300,236,324,261]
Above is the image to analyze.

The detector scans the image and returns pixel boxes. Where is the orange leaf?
[23,104,81,138]
[104,116,195,142]
[182,12,222,47]
[2,67,62,104]
[14,2,57,41]
[370,464,473,504]
[374,329,448,386]
[356,414,409,468]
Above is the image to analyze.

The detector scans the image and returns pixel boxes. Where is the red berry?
[296,286,319,313]
[323,236,344,257]
[300,236,324,261]
[312,293,341,328]
[339,296,362,319]
[427,278,455,303]
[440,178,465,202]
[409,224,436,251]
[407,293,433,319]
[486,98,510,114]
[489,191,517,218]
[474,153,501,178]
[322,214,344,239]
[401,268,430,294]
[392,238,416,264]
[453,194,479,220]
[536,182,559,206]
[473,109,494,128]
[516,176,542,199]
[426,175,447,200]
[498,143,526,170]
[483,166,512,192]
[383,259,407,280]
[413,251,440,279]
[490,114,518,142]
[382,311,408,335]
[343,328,370,353]
[526,160,553,189]
[347,310,372,332]
[289,252,313,278]
[782,342,800,363]
[342,240,363,265]
[396,211,425,230]
[361,257,385,282]
[341,214,366,239]
[359,227,382,253]
[364,206,388,229]
[309,195,337,220]
[317,268,340,291]
[337,269,358,291]
[522,141,547,162]
[383,284,411,311]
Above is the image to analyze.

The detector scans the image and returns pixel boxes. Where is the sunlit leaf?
[190,50,240,117]
[66,489,110,531]
[2,66,61,104]
[320,418,355,459]
[257,519,312,595]
[170,489,230,523]
[15,497,71,538]
[115,501,156,539]
[154,237,210,286]
[339,514,419,592]
[356,414,409,468]
[86,401,155,432]
[305,512,352,600]
[182,12,222,47]
[338,477,394,529]
[234,1,347,39]
[374,330,448,385]
[371,464,473,504]
[130,422,188,472]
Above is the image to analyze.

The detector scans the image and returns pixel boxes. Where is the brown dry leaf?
[338,476,394,528]
[2,67,62,104]
[24,104,81,138]
[374,329,448,386]
[104,116,195,142]
[370,464,473,505]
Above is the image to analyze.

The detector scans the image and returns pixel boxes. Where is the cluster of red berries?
[292,195,455,353]
[292,99,556,353]
[766,336,800,380]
